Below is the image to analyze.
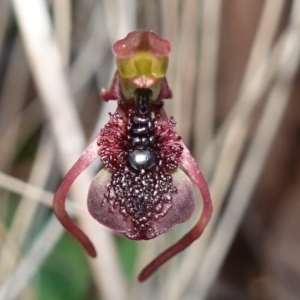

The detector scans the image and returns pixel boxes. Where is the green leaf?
[115,235,137,279]
[35,232,92,300]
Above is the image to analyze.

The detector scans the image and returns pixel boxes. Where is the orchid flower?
[53,30,212,282]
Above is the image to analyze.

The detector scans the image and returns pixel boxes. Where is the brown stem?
[138,141,212,281]
[53,136,100,257]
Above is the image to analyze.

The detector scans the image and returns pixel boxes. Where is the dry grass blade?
[0,171,54,207]
[115,0,137,38]
[102,0,137,43]
[53,0,71,66]
[0,0,10,55]
[1,3,107,161]
[0,221,21,283]
[0,100,43,162]
[0,133,54,281]
[201,0,285,176]
[239,0,285,92]
[164,2,286,299]
[194,0,222,166]
[0,38,29,170]
[201,33,285,175]
[11,0,127,298]
[171,0,201,141]
[194,1,300,297]
[69,3,108,94]
[0,171,84,215]
[160,0,179,90]
[0,215,64,300]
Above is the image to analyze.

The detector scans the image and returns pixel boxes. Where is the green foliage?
[14,130,41,166]
[115,235,137,279]
[35,232,92,300]
[1,191,20,228]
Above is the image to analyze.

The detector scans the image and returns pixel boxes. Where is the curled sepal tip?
[138,141,212,282]
[53,137,101,257]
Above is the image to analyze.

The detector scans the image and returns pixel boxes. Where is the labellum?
[53,30,212,281]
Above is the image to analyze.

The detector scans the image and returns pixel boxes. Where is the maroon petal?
[87,168,195,240]
[113,30,171,58]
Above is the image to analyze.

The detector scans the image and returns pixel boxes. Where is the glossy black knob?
[128,149,157,172]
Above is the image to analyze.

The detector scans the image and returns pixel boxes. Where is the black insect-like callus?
[53,30,212,282]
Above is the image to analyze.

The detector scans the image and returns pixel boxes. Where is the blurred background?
[0,0,299,299]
